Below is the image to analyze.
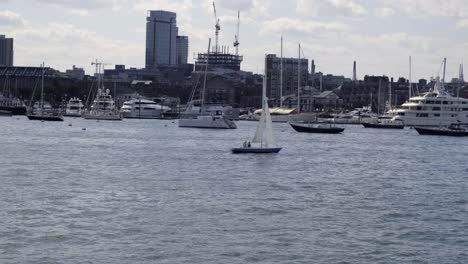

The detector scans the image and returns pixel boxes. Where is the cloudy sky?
[1,0,468,81]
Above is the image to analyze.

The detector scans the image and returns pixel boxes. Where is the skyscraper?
[145,11,178,68]
[0,35,13,66]
[176,36,188,65]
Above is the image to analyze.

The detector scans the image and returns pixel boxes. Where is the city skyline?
[1,0,468,81]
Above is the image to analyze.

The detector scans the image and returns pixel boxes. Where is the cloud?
[11,22,141,72]
[375,7,395,18]
[296,0,368,17]
[32,0,124,10]
[456,19,468,28]
[0,10,25,28]
[260,17,349,36]
[386,0,468,18]
[217,0,253,11]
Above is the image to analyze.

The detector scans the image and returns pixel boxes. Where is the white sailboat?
[178,38,237,129]
[232,56,281,154]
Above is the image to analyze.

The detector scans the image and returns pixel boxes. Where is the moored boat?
[415,123,468,136]
[290,122,345,134]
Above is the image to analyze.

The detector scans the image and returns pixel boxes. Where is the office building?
[145,11,178,68]
[0,35,13,67]
[176,36,188,65]
[265,54,308,106]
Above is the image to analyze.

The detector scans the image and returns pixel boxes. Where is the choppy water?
[0,116,467,263]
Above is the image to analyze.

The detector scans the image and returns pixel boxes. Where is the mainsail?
[252,73,275,147]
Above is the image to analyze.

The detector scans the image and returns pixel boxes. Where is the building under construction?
[195,49,243,71]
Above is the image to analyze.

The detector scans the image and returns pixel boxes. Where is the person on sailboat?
[247,141,251,148]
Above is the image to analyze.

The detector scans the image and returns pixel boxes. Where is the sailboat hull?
[27,115,64,122]
[231,147,282,154]
[290,123,344,133]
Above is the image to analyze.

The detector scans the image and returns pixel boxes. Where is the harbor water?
[1,117,467,263]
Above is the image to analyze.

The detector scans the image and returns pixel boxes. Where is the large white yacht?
[120,98,171,119]
[392,77,468,126]
[64,97,84,117]
[82,88,122,121]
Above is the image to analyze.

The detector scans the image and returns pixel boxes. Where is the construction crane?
[233,11,240,56]
[212,1,220,53]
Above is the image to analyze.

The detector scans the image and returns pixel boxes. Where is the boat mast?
[201,38,211,110]
[41,62,44,110]
[297,43,301,114]
[378,79,381,116]
[442,57,447,90]
[409,56,412,99]
[280,35,283,108]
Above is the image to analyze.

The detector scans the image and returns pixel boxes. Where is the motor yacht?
[64,97,84,117]
[120,98,171,119]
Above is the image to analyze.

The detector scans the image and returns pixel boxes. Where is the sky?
[1,0,468,81]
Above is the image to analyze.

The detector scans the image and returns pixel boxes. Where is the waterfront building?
[176,36,188,65]
[145,11,178,68]
[65,65,85,80]
[0,35,13,67]
[265,54,308,107]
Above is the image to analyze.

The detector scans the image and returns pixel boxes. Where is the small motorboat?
[289,122,345,134]
[415,123,468,136]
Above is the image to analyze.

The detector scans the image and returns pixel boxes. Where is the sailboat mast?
[378,79,381,116]
[201,38,211,109]
[409,56,412,99]
[280,36,283,108]
[297,43,300,114]
[442,57,447,89]
[41,62,44,110]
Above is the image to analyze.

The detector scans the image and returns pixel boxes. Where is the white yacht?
[83,88,122,121]
[120,98,170,119]
[391,77,468,126]
[82,60,122,121]
[64,97,84,117]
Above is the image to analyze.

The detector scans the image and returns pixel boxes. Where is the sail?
[264,98,275,147]
[252,101,266,144]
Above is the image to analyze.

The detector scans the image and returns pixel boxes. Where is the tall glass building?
[176,36,188,65]
[145,11,178,68]
[0,35,13,67]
